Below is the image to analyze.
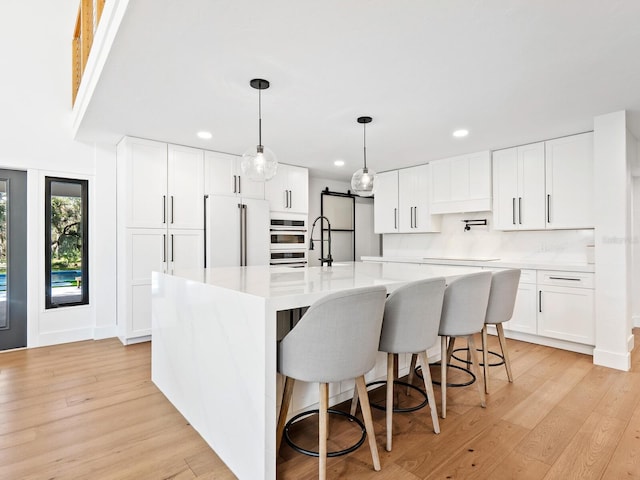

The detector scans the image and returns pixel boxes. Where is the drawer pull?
[548,276,581,281]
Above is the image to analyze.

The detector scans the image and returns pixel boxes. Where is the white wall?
[633,139,640,327]
[383,211,594,263]
[593,111,633,370]
[0,1,116,346]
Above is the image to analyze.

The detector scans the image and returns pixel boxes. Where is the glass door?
[0,169,27,350]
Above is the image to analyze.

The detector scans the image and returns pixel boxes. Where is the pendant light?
[351,116,376,197]
[241,78,278,181]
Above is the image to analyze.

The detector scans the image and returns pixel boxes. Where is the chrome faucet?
[309,216,333,266]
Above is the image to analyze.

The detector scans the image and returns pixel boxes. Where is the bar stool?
[276,285,387,480]
[362,277,446,451]
[481,269,521,393]
[439,271,492,418]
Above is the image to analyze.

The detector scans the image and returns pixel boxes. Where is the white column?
[593,111,633,370]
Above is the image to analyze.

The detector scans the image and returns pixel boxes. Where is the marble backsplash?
[382,211,595,264]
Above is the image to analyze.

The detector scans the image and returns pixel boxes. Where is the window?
[45,177,88,308]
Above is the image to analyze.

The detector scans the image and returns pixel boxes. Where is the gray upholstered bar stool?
[481,268,521,394]
[276,285,387,480]
[350,277,446,452]
[439,271,492,418]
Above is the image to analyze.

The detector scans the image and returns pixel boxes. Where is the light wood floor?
[1,332,640,480]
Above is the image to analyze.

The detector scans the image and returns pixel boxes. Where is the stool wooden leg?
[350,381,359,417]
[441,336,447,418]
[319,382,329,480]
[276,376,295,453]
[418,351,440,434]
[325,382,330,440]
[482,326,489,394]
[407,353,417,395]
[496,323,513,382]
[446,336,456,368]
[466,335,486,408]
[355,375,381,471]
[386,352,394,451]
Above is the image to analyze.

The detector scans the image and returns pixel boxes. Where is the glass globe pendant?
[351,116,375,197]
[241,79,278,181]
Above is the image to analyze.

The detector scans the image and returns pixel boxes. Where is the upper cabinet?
[265,163,308,214]
[167,145,205,230]
[374,165,441,234]
[204,151,264,200]
[430,151,492,214]
[493,132,593,231]
[545,133,594,229]
[373,170,399,233]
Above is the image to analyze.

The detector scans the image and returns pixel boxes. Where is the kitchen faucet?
[309,216,333,266]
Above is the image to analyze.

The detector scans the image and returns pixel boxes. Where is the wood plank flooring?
[1,331,640,479]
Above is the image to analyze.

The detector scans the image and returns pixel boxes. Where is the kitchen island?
[151,262,479,480]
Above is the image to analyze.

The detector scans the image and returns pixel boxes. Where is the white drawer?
[537,270,594,289]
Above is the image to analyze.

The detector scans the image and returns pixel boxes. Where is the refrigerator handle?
[203,195,209,268]
[242,204,248,266]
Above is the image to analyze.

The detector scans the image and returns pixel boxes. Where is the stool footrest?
[365,379,429,413]
[451,347,505,367]
[284,409,366,458]
[415,362,477,387]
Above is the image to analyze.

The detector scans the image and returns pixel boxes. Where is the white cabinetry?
[373,171,399,233]
[502,269,537,335]
[545,133,594,229]
[430,151,492,214]
[374,166,440,234]
[493,133,593,231]
[265,163,308,214]
[204,151,264,200]
[537,271,595,345]
[492,142,546,230]
[117,137,205,344]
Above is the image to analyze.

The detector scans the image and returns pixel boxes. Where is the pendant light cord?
[362,121,367,170]
[258,87,262,147]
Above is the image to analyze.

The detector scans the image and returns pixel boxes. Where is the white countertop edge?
[360,256,595,273]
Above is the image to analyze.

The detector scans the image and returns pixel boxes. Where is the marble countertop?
[163,262,481,301]
[360,256,595,273]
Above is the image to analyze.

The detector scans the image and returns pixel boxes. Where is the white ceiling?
[76,0,640,181]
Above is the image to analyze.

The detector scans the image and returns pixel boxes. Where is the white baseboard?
[117,335,151,346]
[37,328,95,347]
[633,315,640,328]
[493,328,595,356]
[593,348,631,371]
[629,333,635,353]
[93,325,117,340]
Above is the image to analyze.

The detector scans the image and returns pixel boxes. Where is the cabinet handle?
[414,206,418,228]
[163,234,166,263]
[233,175,237,194]
[238,176,241,195]
[547,194,551,223]
[171,234,174,262]
[394,208,397,229]
[288,190,292,209]
[284,190,288,208]
[518,197,522,225]
[539,290,542,313]
[549,276,581,281]
[512,198,516,225]
[163,195,166,224]
[171,196,174,224]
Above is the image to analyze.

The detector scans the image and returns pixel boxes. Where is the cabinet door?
[503,283,537,335]
[287,165,309,214]
[545,133,594,229]
[398,168,418,232]
[169,229,204,270]
[204,151,238,196]
[208,195,241,267]
[129,229,166,285]
[123,138,167,229]
[131,284,152,336]
[168,145,204,230]
[243,198,270,266]
[265,165,289,212]
[373,170,399,233]
[518,142,546,230]
[492,148,519,230]
[538,285,595,345]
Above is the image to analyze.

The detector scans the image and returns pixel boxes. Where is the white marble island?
[151,262,479,480]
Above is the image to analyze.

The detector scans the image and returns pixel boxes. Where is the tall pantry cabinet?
[116,137,205,344]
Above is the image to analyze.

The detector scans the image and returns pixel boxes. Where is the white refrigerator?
[206,195,270,267]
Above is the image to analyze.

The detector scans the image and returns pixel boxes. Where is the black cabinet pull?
[393,208,397,229]
[162,195,166,224]
[233,175,237,194]
[162,234,166,263]
[203,195,209,268]
[539,290,542,313]
[547,194,551,223]
[549,276,581,282]
[512,198,516,225]
[171,196,175,224]
[518,197,522,225]
[171,234,174,262]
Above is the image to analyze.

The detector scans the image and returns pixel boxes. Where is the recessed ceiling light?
[197,131,213,139]
[453,129,469,138]
[334,160,345,167]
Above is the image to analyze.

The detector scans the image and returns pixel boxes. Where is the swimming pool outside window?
[45,177,89,308]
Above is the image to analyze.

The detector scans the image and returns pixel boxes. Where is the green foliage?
[50,196,83,270]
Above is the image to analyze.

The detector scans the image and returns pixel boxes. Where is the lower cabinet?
[504,269,594,346]
[536,271,595,345]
